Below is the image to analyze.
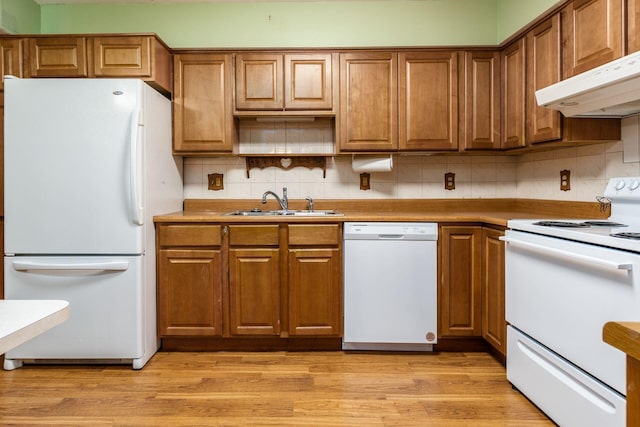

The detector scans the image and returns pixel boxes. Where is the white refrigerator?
[3,78,183,370]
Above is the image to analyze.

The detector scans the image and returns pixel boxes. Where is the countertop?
[154,198,609,227]
[603,322,640,361]
[0,300,69,355]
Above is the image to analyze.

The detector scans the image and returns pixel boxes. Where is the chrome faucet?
[262,187,288,211]
[305,196,314,211]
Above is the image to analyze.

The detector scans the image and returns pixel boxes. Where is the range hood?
[536,50,640,118]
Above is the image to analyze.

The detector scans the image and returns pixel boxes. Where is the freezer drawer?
[507,326,625,427]
[4,255,144,363]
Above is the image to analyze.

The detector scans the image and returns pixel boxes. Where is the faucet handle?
[305,196,314,211]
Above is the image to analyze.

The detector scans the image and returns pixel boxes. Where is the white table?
[0,300,69,355]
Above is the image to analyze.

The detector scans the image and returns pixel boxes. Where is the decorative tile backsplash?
[184,140,640,202]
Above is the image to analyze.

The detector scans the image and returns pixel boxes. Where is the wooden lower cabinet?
[438,225,483,337]
[157,249,222,336]
[228,248,281,336]
[438,224,507,357]
[288,248,342,336]
[481,227,506,356]
[157,222,343,345]
[156,224,223,337]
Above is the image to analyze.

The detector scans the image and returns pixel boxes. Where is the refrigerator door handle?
[13,261,130,272]
[130,108,144,226]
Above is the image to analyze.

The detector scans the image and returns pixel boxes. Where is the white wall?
[183,140,640,202]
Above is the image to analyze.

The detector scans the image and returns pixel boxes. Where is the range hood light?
[255,117,316,123]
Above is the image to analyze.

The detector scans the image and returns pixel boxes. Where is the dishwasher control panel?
[343,222,438,241]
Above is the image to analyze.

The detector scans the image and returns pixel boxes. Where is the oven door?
[503,230,640,395]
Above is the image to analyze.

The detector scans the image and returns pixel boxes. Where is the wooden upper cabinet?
[28,37,88,77]
[527,14,563,144]
[91,36,172,94]
[629,0,640,53]
[173,53,235,154]
[501,38,527,150]
[462,51,501,150]
[339,52,398,151]
[399,51,459,151]
[235,53,283,110]
[562,0,624,77]
[0,39,24,90]
[235,52,335,111]
[285,53,334,110]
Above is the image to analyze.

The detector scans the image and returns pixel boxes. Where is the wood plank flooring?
[0,351,553,426]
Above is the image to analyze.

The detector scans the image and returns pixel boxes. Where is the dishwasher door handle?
[378,234,404,239]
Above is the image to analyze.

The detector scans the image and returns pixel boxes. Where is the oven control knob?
[630,179,640,191]
[615,180,626,190]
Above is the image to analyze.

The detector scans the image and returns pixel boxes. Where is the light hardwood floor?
[0,351,552,426]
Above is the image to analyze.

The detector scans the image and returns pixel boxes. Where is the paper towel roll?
[351,154,393,172]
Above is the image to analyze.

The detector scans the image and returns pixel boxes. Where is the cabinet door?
[229,248,281,336]
[562,0,623,77]
[173,53,234,153]
[438,225,482,337]
[462,51,501,150]
[28,37,88,77]
[339,52,398,151]
[482,228,506,356]
[527,14,562,144]
[399,51,459,151]
[288,248,342,336]
[235,53,283,110]
[284,53,335,110]
[157,249,223,337]
[0,39,23,90]
[629,0,640,53]
[501,39,527,150]
[92,36,151,78]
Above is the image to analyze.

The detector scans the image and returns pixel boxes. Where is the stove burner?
[533,221,589,228]
[610,232,640,240]
[581,221,627,227]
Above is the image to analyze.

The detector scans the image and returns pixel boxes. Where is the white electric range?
[503,177,640,427]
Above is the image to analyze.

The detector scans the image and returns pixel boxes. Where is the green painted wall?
[40,1,502,48]
[0,0,40,34]
[5,0,558,48]
[496,0,560,42]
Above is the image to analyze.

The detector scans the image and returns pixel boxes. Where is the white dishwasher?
[342,222,438,351]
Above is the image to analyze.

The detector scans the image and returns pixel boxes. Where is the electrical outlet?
[444,172,455,190]
[560,170,571,191]
[208,173,224,191]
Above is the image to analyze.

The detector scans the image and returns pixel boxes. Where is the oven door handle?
[500,237,633,271]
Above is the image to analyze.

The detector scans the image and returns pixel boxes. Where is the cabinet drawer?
[288,224,340,246]
[229,225,279,246]
[157,224,221,247]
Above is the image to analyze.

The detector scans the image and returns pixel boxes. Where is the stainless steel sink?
[224,209,343,217]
